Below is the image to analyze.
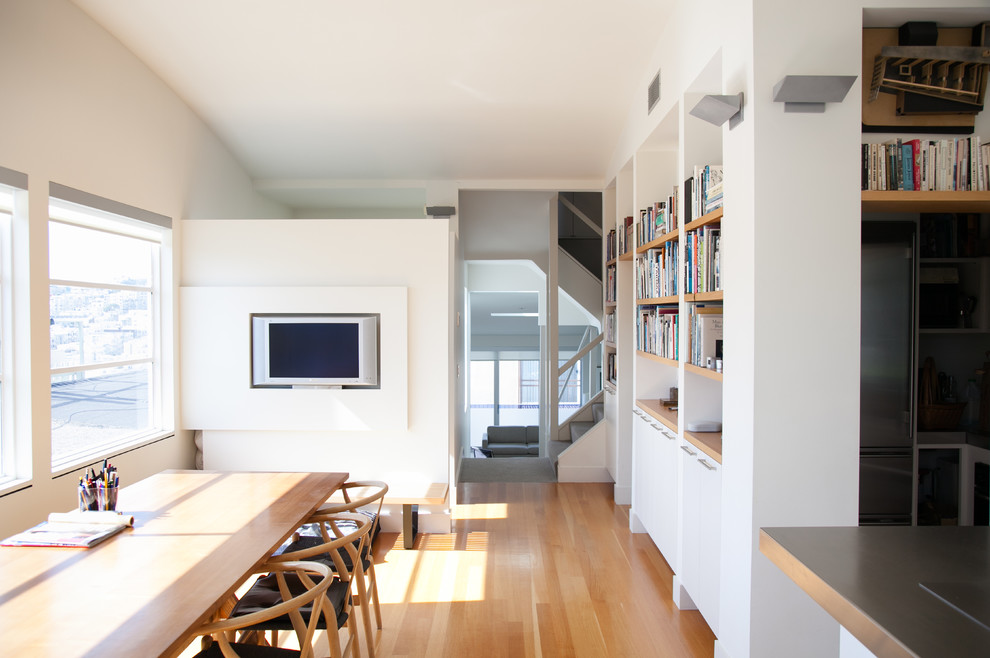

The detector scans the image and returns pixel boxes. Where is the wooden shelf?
[684,206,723,231]
[606,257,617,266]
[637,295,678,305]
[920,257,982,264]
[637,350,678,368]
[685,362,723,381]
[604,340,616,349]
[685,291,723,303]
[684,430,722,464]
[861,191,990,213]
[636,227,680,253]
[918,328,988,335]
[605,300,617,308]
[636,399,678,433]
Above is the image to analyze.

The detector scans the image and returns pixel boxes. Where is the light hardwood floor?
[369,482,715,657]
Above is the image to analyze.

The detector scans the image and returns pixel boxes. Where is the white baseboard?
[613,484,631,505]
[714,640,731,658]
[556,465,612,482]
[629,510,647,534]
[672,575,697,610]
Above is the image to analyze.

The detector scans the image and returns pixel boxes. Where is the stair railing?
[557,331,603,422]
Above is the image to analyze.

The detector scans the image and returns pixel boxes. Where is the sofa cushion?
[487,443,532,455]
[485,426,528,444]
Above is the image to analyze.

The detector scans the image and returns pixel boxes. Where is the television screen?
[251,314,379,388]
[268,323,359,379]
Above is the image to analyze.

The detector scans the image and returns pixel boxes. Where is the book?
[698,312,723,368]
[901,142,914,191]
[1,510,134,548]
[907,139,921,191]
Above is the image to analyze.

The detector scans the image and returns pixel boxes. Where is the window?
[48,186,171,471]
[0,181,17,483]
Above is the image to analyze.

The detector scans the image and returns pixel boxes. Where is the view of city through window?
[49,215,160,468]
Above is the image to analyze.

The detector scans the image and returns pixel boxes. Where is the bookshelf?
[861,191,990,213]
[606,80,725,635]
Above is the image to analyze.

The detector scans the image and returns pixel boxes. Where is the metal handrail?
[558,331,603,378]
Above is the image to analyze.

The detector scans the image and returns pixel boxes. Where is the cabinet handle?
[664,431,676,441]
[650,423,661,430]
[680,445,697,456]
[697,458,716,471]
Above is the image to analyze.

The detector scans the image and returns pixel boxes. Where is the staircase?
[551,398,604,473]
[558,191,603,280]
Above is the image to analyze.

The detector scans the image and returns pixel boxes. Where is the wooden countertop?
[760,526,990,657]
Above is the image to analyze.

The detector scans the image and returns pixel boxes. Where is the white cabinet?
[631,409,680,568]
[653,418,679,568]
[631,410,653,533]
[678,439,721,635]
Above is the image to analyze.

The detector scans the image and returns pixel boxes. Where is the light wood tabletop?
[0,469,347,658]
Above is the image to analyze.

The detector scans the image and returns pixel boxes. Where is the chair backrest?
[319,480,388,514]
[272,511,372,585]
[317,480,388,544]
[193,560,331,658]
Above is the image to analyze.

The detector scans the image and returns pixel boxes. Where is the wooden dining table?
[0,469,348,658]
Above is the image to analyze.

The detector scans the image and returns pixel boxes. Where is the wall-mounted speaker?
[426,205,455,217]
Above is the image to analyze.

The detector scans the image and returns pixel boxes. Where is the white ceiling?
[71,0,673,209]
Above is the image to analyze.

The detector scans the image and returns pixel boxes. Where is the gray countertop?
[760,526,990,658]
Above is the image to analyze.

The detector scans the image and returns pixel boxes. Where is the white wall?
[460,190,553,270]
[181,285,409,431]
[181,218,453,529]
[0,0,286,539]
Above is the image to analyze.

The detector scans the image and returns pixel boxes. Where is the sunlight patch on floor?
[378,532,489,604]
[452,502,508,520]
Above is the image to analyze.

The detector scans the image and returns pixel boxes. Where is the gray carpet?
[458,456,557,483]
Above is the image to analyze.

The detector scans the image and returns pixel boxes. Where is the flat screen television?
[251,314,379,388]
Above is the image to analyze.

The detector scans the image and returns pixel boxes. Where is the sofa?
[482,425,539,457]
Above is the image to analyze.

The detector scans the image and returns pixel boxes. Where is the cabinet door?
[631,411,652,534]
[655,422,679,568]
[697,455,721,635]
[679,442,701,600]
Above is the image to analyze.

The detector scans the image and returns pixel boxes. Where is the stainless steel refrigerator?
[860,221,915,525]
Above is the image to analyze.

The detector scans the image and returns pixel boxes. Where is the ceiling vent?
[647,69,661,113]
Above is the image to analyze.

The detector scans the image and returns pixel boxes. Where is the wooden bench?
[385,482,448,549]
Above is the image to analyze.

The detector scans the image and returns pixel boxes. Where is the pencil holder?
[96,485,118,511]
[78,484,98,511]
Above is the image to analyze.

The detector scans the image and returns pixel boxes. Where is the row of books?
[637,188,680,247]
[686,164,723,222]
[635,242,678,299]
[605,264,617,303]
[616,216,635,256]
[920,213,982,259]
[605,310,616,344]
[861,137,988,192]
[688,305,723,370]
[636,306,678,360]
[605,228,618,261]
[684,226,721,294]
[606,352,617,385]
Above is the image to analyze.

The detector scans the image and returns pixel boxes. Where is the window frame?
[0,187,17,487]
[48,190,172,473]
